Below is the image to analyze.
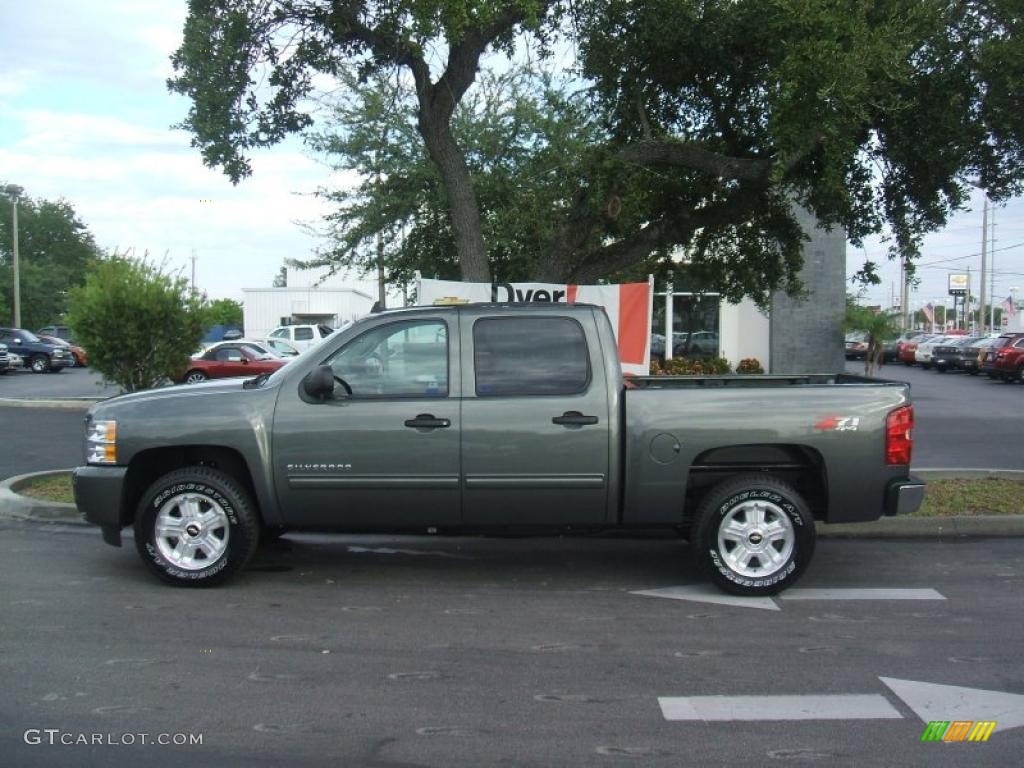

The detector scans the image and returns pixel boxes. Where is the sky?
[1,1,1023,309]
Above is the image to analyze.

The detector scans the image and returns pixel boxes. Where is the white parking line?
[659,694,902,721]
[780,588,945,601]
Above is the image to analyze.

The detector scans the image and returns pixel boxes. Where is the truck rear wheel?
[691,475,816,596]
[134,466,260,587]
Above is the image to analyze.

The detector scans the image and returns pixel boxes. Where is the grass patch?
[15,472,74,504]
[914,478,1024,517]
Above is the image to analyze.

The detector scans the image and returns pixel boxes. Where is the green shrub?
[736,358,765,374]
[67,253,205,392]
[650,356,732,375]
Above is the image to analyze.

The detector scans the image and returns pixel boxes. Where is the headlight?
[87,420,117,464]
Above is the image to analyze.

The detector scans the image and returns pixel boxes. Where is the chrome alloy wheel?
[717,500,795,578]
[154,493,230,571]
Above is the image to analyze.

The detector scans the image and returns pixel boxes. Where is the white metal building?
[242,267,387,339]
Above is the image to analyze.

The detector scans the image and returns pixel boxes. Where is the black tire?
[184,370,208,384]
[30,355,50,373]
[134,466,260,587]
[690,474,816,596]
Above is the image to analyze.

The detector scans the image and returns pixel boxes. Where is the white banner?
[417,277,653,376]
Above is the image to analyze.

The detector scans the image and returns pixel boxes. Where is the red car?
[897,333,933,365]
[990,333,1024,382]
[38,334,88,367]
[181,343,286,384]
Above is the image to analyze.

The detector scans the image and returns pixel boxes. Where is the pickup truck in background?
[74,303,924,596]
[0,327,70,373]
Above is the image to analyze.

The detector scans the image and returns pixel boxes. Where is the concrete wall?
[719,299,770,370]
[769,207,847,373]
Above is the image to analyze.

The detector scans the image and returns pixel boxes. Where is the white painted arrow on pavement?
[880,678,1024,731]
[632,586,945,610]
[781,588,945,601]
[630,585,780,611]
[659,694,902,722]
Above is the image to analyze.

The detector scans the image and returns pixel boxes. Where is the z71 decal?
[814,416,860,432]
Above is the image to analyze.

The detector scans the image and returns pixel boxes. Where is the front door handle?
[552,411,599,427]
[404,414,451,430]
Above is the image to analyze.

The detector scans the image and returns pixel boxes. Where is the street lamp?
[970,181,989,333]
[4,185,21,328]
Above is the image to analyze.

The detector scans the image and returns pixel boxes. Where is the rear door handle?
[404,414,451,430]
[552,411,599,427]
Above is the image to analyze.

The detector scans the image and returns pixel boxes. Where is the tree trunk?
[419,119,491,282]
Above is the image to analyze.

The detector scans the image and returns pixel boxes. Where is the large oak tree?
[170,1,1024,302]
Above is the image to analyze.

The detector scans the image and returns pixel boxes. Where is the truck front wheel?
[691,475,816,597]
[134,466,260,587]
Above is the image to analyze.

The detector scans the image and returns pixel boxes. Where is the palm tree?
[845,298,900,377]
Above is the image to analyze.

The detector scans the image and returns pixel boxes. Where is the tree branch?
[619,136,826,183]
[565,187,765,282]
[619,140,773,181]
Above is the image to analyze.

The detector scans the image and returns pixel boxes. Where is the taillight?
[886,406,913,465]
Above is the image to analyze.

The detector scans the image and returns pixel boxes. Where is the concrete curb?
[0,397,99,410]
[0,470,86,525]
[1,468,1022,536]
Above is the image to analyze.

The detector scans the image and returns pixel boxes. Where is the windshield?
[18,330,41,343]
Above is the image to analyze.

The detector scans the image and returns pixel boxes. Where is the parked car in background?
[268,324,336,351]
[931,336,983,373]
[38,334,88,367]
[650,333,665,360]
[195,337,294,362]
[845,332,869,360]
[959,337,996,375]
[7,351,23,371]
[0,342,8,374]
[0,328,70,373]
[37,324,74,342]
[894,331,927,365]
[672,330,719,357]
[260,337,301,357]
[179,343,287,384]
[980,333,1024,378]
[914,335,955,369]
[991,334,1024,382]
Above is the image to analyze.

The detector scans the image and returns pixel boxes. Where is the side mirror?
[303,365,336,400]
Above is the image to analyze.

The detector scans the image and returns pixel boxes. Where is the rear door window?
[473,317,590,396]
[295,327,314,341]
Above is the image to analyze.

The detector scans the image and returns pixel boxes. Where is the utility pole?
[11,195,20,327]
[989,206,997,333]
[191,249,197,292]
[979,194,988,333]
[376,231,386,310]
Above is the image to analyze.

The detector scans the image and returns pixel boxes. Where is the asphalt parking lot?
[0,523,1021,767]
[1,361,1022,766]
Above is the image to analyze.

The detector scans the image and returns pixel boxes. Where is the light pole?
[8,190,20,328]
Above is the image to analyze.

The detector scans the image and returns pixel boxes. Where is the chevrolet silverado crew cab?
[74,303,924,595]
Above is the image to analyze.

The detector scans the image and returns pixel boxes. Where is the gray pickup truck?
[74,303,923,595]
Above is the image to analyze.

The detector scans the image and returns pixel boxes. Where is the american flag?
[1002,294,1017,318]
[922,302,935,324]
